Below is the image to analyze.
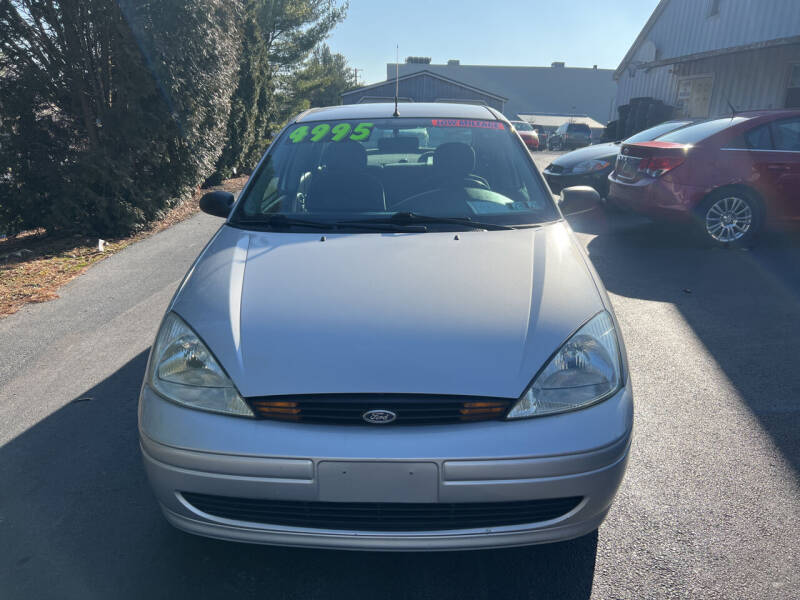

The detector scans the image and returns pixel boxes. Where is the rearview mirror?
[199,190,235,218]
[559,186,601,216]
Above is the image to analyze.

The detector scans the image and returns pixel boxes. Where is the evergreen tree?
[288,44,357,112]
[0,0,241,235]
[214,0,347,179]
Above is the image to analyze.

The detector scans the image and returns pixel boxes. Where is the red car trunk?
[614,141,689,182]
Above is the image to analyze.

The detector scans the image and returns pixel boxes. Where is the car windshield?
[232,117,557,231]
[512,121,534,131]
[624,120,693,143]
[654,116,748,144]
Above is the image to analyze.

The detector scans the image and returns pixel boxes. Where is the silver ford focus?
[139,103,633,551]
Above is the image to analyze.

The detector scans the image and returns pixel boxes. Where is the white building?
[615,0,800,119]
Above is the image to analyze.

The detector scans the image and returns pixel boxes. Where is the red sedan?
[511,120,540,151]
[608,110,800,245]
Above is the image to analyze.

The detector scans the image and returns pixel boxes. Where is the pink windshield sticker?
[431,119,505,130]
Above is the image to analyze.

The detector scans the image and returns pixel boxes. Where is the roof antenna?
[393,44,400,117]
[727,99,738,118]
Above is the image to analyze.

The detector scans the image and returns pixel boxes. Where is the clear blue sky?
[327,0,660,85]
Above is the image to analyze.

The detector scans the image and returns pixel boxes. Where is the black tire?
[695,188,763,247]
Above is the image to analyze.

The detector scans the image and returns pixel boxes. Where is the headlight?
[147,312,253,417]
[572,159,611,174]
[508,311,621,419]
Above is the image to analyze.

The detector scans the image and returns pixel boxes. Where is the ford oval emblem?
[362,409,397,424]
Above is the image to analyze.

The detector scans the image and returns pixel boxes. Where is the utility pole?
[352,68,364,86]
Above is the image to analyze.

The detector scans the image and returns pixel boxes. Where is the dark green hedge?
[0,0,347,237]
[0,0,239,236]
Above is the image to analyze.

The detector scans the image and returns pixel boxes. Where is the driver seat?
[393,143,486,215]
[431,143,487,190]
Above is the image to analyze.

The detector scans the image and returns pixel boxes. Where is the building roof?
[389,63,617,123]
[614,0,670,78]
[341,70,508,103]
[517,114,606,129]
[295,102,502,123]
[616,0,800,78]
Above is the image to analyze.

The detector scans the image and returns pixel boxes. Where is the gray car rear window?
[656,117,748,144]
[625,121,693,144]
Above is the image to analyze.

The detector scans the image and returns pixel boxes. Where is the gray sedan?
[139,102,632,550]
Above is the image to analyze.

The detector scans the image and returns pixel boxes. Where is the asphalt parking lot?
[0,153,798,599]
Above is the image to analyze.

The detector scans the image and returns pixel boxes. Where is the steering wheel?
[417,151,435,164]
[465,175,491,190]
[393,188,473,213]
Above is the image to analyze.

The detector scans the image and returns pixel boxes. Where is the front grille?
[245,395,513,425]
[182,493,583,531]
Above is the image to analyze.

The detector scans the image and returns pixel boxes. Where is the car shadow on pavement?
[571,209,800,475]
[0,351,598,600]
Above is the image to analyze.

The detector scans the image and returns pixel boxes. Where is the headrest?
[377,136,419,154]
[433,142,475,180]
[322,141,368,171]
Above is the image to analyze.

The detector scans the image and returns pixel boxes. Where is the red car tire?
[695,187,764,247]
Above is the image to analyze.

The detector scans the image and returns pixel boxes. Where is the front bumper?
[139,383,633,550]
[544,169,612,196]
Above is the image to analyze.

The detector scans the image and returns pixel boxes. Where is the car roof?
[734,108,800,119]
[293,102,503,123]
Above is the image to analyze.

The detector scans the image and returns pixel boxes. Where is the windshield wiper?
[239,215,330,229]
[347,212,516,231]
[235,214,425,233]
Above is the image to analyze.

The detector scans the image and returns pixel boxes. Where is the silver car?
[139,103,632,551]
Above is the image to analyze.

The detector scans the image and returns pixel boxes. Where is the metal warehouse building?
[341,61,617,124]
[616,0,800,119]
[340,70,508,113]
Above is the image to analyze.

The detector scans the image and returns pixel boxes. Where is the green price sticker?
[310,123,331,141]
[288,122,374,143]
[349,122,373,141]
[289,126,309,143]
[331,123,352,141]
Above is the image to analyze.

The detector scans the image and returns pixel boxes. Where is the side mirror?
[559,186,601,216]
[199,190,235,218]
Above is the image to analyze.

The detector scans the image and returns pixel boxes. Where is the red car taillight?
[638,156,684,178]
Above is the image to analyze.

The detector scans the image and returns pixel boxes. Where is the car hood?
[550,142,620,168]
[172,223,604,399]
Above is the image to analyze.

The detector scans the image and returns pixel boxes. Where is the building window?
[708,0,721,16]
